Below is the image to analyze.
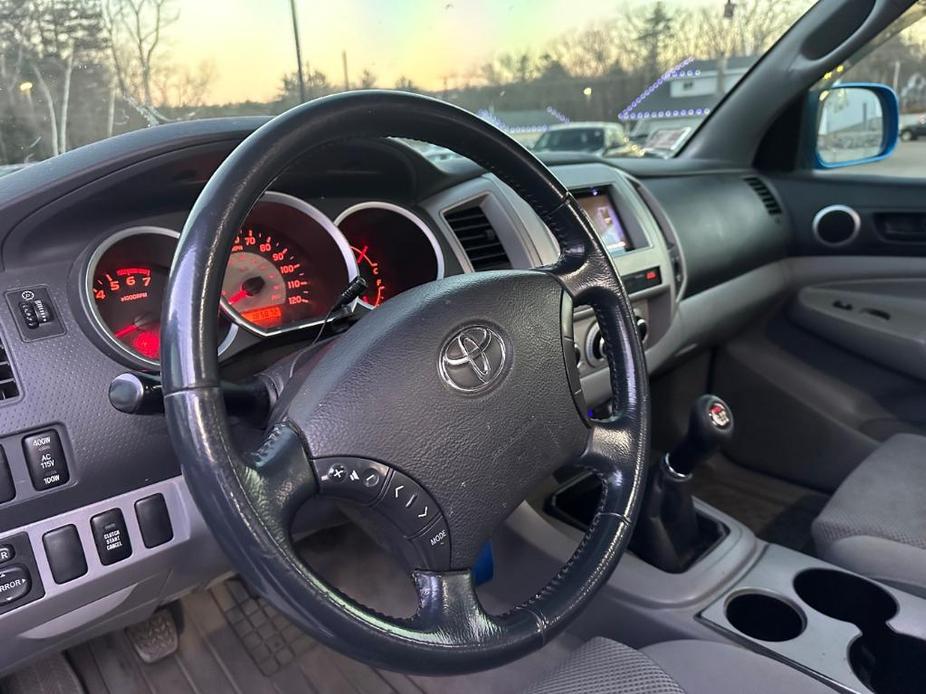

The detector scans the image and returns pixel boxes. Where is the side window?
[815,5,926,177]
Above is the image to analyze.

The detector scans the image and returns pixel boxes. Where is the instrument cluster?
[80,193,445,367]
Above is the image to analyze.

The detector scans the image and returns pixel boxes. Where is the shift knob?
[665,395,734,477]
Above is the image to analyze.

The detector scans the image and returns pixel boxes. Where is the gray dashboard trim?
[422,177,542,271]
[0,475,227,677]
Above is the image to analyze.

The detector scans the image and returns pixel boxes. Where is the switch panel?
[5,287,65,341]
[22,430,69,491]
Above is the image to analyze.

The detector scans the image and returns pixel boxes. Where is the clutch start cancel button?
[90,509,132,565]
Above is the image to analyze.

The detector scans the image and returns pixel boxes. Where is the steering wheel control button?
[411,518,451,571]
[378,472,437,536]
[0,447,14,503]
[0,545,14,564]
[22,430,69,491]
[135,494,173,548]
[0,565,31,605]
[91,509,132,565]
[314,458,391,504]
[43,525,87,584]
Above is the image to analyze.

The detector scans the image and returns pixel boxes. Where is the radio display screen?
[575,189,633,256]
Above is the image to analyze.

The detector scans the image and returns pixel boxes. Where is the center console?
[701,544,926,694]
[499,385,925,694]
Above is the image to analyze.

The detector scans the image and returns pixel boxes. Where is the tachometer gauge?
[92,265,166,360]
[336,202,444,309]
[221,192,357,335]
[82,227,234,368]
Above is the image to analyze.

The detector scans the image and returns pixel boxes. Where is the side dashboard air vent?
[0,337,19,401]
[443,204,512,271]
[743,176,782,216]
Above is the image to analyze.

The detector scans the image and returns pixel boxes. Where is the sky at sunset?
[167,1,727,104]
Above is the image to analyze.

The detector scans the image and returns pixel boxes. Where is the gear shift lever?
[665,395,734,478]
[631,395,734,573]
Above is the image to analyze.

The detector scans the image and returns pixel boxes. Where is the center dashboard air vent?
[0,338,19,402]
[743,176,782,217]
[443,203,511,271]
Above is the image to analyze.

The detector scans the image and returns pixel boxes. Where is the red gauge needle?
[114,324,139,338]
[228,289,247,304]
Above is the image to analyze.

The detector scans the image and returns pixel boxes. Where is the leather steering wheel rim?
[161,91,650,675]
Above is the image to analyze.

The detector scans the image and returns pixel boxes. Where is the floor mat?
[691,455,830,553]
[68,524,577,694]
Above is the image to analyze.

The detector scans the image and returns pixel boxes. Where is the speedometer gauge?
[224,228,311,329]
[221,192,357,335]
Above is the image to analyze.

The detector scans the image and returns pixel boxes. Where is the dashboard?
[79,191,445,368]
[0,120,789,676]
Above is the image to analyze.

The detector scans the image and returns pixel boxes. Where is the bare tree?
[358,68,377,88]
[154,59,214,108]
[6,0,109,155]
[104,0,177,106]
[673,0,808,62]
[394,75,419,92]
[547,25,625,78]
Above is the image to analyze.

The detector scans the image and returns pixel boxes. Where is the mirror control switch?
[0,565,30,605]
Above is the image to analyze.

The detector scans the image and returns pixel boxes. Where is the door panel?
[711,159,926,493]
[772,174,926,257]
[714,305,926,493]
[789,279,926,382]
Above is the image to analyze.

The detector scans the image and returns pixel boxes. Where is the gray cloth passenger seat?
[812,433,926,597]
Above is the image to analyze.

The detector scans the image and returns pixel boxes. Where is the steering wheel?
[161,91,649,675]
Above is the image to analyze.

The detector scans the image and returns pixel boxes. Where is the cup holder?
[725,591,805,642]
[793,569,897,630]
[794,569,926,694]
[850,630,926,694]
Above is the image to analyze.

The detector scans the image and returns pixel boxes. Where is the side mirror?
[812,83,899,168]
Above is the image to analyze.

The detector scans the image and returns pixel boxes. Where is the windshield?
[0,0,817,170]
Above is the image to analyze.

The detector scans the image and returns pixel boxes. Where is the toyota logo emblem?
[439,325,507,393]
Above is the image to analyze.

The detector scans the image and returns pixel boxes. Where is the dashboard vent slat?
[443,204,512,271]
[743,176,782,216]
[0,340,20,401]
